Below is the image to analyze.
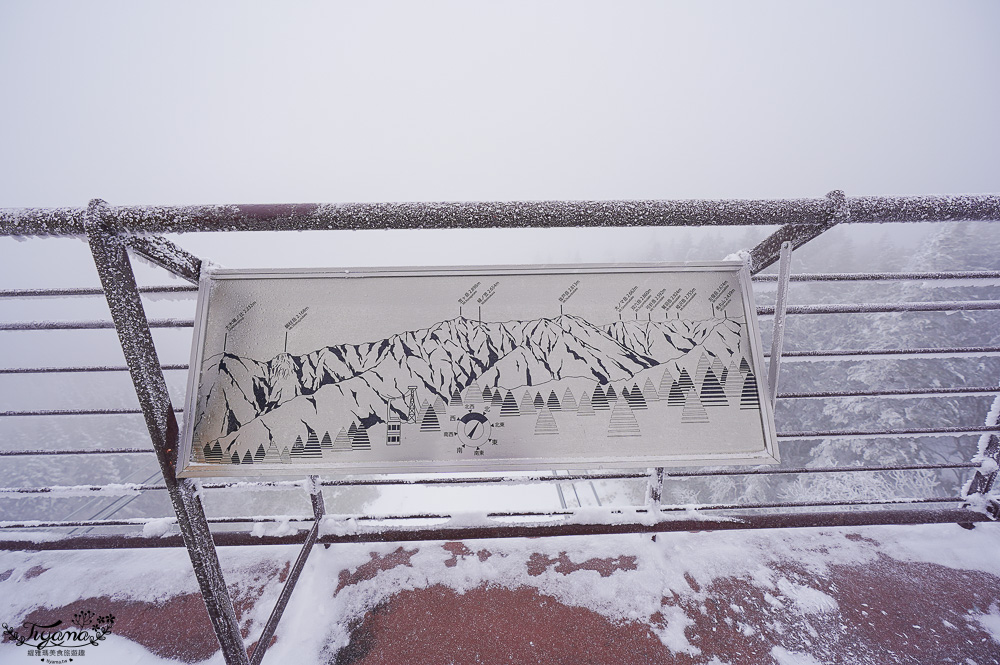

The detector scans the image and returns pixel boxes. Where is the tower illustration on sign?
[386,386,419,446]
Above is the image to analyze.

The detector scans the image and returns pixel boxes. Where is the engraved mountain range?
[194,314,744,457]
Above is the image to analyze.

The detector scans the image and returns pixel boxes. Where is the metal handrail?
[3,194,999,236]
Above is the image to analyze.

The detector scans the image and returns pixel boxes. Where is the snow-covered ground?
[2,523,999,664]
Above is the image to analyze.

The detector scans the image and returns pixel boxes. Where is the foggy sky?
[1,1,998,211]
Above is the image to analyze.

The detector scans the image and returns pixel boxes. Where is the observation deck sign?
[178,263,778,477]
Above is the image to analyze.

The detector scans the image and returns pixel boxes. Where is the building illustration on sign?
[179,264,778,476]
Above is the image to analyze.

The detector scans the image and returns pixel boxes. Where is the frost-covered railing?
[2,192,1000,538]
[2,192,1000,665]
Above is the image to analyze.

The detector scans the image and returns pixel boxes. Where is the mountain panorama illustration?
[190,314,764,466]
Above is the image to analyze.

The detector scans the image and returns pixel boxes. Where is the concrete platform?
[2,524,999,664]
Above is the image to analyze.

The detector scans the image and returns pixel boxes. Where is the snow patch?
[141,517,175,538]
[444,511,493,527]
[318,515,363,537]
[250,516,305,538]
[650,605,700,656]
[776,578,838,614]
[724,249,750,264]
[969,603,1000,644]
[867,523,1000,573]
[771,645,824,665]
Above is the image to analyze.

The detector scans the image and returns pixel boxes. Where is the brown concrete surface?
[3,528,999,664]
[331,537,1000,665]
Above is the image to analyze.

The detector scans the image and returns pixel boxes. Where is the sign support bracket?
[646,467,666,507]
[767,241,793,406]
[249,476,327,665]
[748,190,849,275]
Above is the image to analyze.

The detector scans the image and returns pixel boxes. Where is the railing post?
[646,467,666,507]
[85,200,251,665]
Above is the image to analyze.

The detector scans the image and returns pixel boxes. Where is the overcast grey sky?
[0,1,998,278]
[1,0,998,210]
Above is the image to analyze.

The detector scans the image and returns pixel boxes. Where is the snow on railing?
[2,193,999,236]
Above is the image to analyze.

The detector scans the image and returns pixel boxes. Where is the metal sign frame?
[177,262,778,478]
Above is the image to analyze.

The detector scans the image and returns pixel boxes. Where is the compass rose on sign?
[452,410,497,456]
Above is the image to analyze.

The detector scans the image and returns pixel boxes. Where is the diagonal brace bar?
[766,242,793,405]
[749,190,849,275]
[126,234,203,284]
[249,476,327,665]
[85,200,250,665]
[962,383,1000,520]
[964,422,1000,520]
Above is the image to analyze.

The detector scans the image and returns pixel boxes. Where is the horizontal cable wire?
[777,425,1000,440]
[191,462,983,483]
[662,462,978,477]
[0,285,197,298]
[352,496,965,518]
[768,346,1000,359]
[6,387,999,417]
[4,302,1000,332]
[757,300,1000,316]
[3,346,999,377]
[670,496,963,511]
[0,319,193,331]
[0,448,155,456]
[3,272,997,298]
[778,386,1000,399]
[3,508,989,550]
[0,497,966,526]
[0,483,167,495]
[0,408,183,417]
[0,364,189,374]
[0,516,306,529]
[0,437,984,458]
[0,463,978,496]
[2,389,995,418]
[752,270,1000,282]
[231,496,963,521]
